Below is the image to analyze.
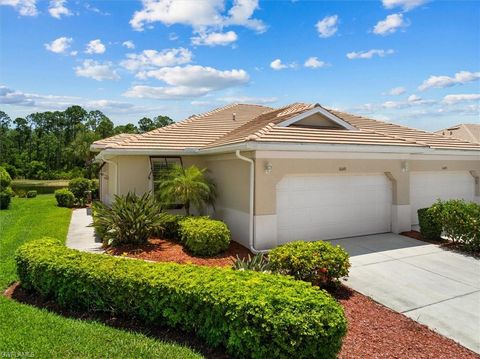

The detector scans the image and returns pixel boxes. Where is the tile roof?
[435,124,480,144]
[92,102,480,152]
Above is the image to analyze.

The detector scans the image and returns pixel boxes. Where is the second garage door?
[276,174,392,244]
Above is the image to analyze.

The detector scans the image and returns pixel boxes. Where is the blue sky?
[0,0,479,131]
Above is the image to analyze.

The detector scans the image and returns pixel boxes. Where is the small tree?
[156,164,216,216]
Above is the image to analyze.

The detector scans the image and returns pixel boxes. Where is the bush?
[54,189,75,208]
[0,166,12,190]
[417,208,442,241]
[232,253,271,272]
[269,241,350,286]
[16,189,27,198]
[179,217,231,256]
[91,192,164,247]
[429,199,480,252]
[0,191,11,210]
[26,190,37,198]
[68,178,92,206]
[157,213,185,240]
[16,238,347,359]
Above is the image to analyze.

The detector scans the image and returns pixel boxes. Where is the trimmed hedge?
[179,217,231,256]
[417,208,441,241]
[269,241,350,286]
[26,190,38,198]
[0,191,11,210]
[54,188,75,208]
[16,238,347,358]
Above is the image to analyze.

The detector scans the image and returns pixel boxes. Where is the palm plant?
[156,164,216,216]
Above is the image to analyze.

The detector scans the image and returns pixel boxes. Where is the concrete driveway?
[330,233,480,354]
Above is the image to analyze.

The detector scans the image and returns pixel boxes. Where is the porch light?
[264,162,273,174]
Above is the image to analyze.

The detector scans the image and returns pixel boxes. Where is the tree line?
[0,106,173,180]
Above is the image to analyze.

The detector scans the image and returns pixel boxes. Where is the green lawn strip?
[0,195,203,358]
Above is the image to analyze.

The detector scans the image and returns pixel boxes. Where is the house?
[436,124,480,144]
[91,103,480,251]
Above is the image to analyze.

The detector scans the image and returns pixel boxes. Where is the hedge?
[0,191,11,210]
[16,238,347,359]
[26,190,38,198]
[54,188,75,208]
[179,217,231,256]
[417,208,442,241]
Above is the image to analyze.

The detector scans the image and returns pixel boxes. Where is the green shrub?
[16,238,347,359]
[232,253,271,272]
[90,179,99,199]
[269,241,350,286]
[179,217,231,256]
[3,186,15,197]
[68,177,92,206]
[26,190,37,198]
[0,166,12,190]
[54,189,75,208]
[157,213,185,240]
[429,199,480,252]
[16,189,27,198]
[0,191,11,210]
[417,208,442,241]
[91,192,164,246]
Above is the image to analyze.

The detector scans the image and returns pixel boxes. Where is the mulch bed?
[106,239,252,267]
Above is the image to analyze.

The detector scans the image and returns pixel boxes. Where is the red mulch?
[332,286,479,359]
[106,239,252,267]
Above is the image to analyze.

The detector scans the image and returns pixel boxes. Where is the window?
[150,157,183,208]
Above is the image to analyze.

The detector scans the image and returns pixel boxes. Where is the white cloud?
[418,71,480,91]
[387,86,406,95]
[346,49,394,60]
[124,65,249,99]
[122,40,135,49]
[44,37,73,54]
[0,0,37,16]
[85,39,106,54]
[407,94,422,102]
[304,57,327,69]
[120,48,192,72]
[382,0,428,11]
[0,85,35,105]
[191,30,238,46]
[373,13,407,35]
[48,0,72,19]
[442,94,480,105]
[130,0,265,33]
[75,60,120,81]
[316,15,338,38]
[270,59,296,70]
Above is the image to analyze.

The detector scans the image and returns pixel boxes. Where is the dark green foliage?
[232,253,272,272]
[54,189,75,208]
[91,193,164,246]
[16,238,347,359]
[26,190,37,198]
[0,192,11,209]
[138,115,174,133]
[0,166,12,189]
[68,178,92,206]
[179,217,231,256]
[429,199,480,252]
[269,241,350,286]
[157,213,185,240]
[417,208,442,241]
[90,179,99,199]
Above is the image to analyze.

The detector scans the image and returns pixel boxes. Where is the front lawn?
[0,195,202,358]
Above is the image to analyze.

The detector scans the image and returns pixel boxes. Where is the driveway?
[330,233,480,354]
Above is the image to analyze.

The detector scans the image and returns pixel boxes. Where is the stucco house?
[91,103,480,251]
[436,123,480,144]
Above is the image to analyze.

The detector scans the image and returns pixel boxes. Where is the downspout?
[235,150,268,254]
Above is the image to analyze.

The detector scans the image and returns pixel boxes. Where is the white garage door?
[410,171,475,225]
[276,174,392,243]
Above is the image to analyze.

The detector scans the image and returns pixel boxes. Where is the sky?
[0,0,479,131]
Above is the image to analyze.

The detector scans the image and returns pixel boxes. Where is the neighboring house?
[91,103,480,251]
[436,124,480,144]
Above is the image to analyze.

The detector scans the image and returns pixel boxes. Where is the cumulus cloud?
[373,13,408,35]
[346,49,394,60]
[120,48,192,72]
[75,60,120,81]
[382,0,428,11]
[85,39,106,54]
[48,0,72,19]
[270,59,296,70]
[191,30,238,46]
[124,65,249,99]
[316,15,338,38]
[122,40,135,49]
[130,0,265,33]
[0,0,37,16]
[407,94,422,102]
[44,37,73,54]
[304,57,327,69]
[387,86,406,95]
[0,85,35,105]
[418,71,480,91]
[442,94,480,105]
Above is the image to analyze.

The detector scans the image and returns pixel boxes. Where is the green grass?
[11,180,69,194]
[0,195,203,358]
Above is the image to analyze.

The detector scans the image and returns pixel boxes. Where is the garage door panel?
[276,174,392,242]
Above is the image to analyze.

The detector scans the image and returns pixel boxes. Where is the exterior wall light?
[442,166,448,170]
[339,166,347,172]
[264,162,273,174]
[401,160,409,173]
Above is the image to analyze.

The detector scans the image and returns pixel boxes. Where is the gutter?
[235,150,268,254]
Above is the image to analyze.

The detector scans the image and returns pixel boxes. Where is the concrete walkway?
[66,208,103,253]
[331,233,480,354]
